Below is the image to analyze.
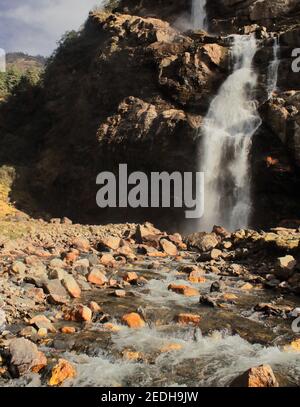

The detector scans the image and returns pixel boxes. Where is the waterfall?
[199,35,262,232]
[267,36,280,99]
[191,0,207,30]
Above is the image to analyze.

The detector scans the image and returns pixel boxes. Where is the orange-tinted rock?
[123,271,138,283]
[99,236,121,251]
[160,343,183,353]
[122,350,142,361]
[103,323,121,332]
[49,359,76,386]
[114,289,126,298]
[148,251,167,258]
[61,326,76,334]
[135,223,162,242]
[30,315,56,333]
[117,245,135,259]
[64,251,79,264]
[89,301,102,312]
[210,248,223,260]
[160,239,178,256]
[230,365,279,387]
[75,305,92,323]
[240,283,253,291]
[100,253,116,267]
[177,313,201,325]
[283,339,300,352]
[188,270,206,283]
[122,312,145,328]
[87,268,108,286]
[62,275,81,298]
[222,293,238,301]
[72,237,90,252]
[168,284,199,297]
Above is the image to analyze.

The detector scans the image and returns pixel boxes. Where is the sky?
[0,0,105,56]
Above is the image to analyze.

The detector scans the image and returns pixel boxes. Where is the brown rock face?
[122,312,145,328]
[87,269,108,286]
[230,364,279,387]
[49,359,76,386]
[168,284,199,296]
[8,338,47,376]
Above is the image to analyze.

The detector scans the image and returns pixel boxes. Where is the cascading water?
[199,35,262,232]
[267,36,280,99]
[191,0,207,30]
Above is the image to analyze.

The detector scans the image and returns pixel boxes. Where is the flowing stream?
[199,35,262,232]
[191,0,207,30]
[267,36,280,98]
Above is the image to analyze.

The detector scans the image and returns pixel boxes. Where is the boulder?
[122,312,145,328]
[185,233,219,252]
[8,338,47,376]
[49,359,76,386]
[230,364,279,387]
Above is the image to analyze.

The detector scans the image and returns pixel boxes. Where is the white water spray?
[191,0,207,30]
[200,35,262,232]
[267,36,280,99]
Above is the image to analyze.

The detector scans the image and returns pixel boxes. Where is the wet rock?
[71,305,92,323]
[87,268,108,286]
[123,271,138,283]
[114,289,126,298]
[122,312,145,328]
[30,315,56,333]
[61,326,76,334]
[160,343,183,353]
[210,248,223,260]
[230,365,279,387]
[89,301,102,313]
[185,233,219,252]
[62,275,81,298]
[43,279,69,305]
[19,326,37,338]
[8,338,47,376]
[199,295,218,308]
[179,265,204,275]
[275,255,297,280]
[254,303,292,316]
[177,313,201,326]
[283,339,300,353]
[230,264,245,276]
[188,270,206,283]
[168,284,199,297]
[100,253,116,267]
[210,280,226,293]
[122,350,142,361]
[240,283,254,291]
[49,359,76,386]
[160,239,178,256]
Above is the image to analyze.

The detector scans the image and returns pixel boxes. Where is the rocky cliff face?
[0,1,299,231]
